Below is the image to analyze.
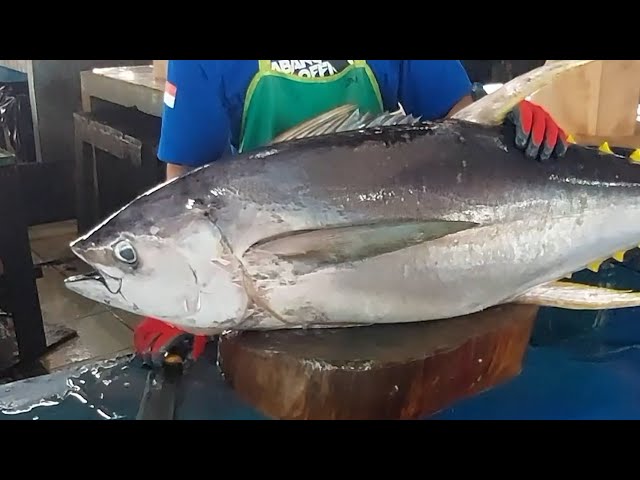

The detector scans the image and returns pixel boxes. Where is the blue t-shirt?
[157,60,472,168]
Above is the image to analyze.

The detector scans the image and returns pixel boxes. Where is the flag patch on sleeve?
[164,81,177,108]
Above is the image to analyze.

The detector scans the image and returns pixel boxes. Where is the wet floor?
[0,345,269,420]
[28,219,142,371]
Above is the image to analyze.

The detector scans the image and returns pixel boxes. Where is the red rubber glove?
[134,316,207,367]
[509,100,569,162]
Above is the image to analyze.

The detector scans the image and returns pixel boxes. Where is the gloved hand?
[134,316,208,368]
[508,100,569,162]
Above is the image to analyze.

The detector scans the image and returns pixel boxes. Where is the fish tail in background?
[452,60,596,126]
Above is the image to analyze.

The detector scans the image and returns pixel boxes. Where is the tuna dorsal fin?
[452,60,596,126]
[270,104,423,144]
[514,280,640,310]
[252,220,478,265]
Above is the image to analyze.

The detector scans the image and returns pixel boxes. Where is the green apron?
[238,60,384,153]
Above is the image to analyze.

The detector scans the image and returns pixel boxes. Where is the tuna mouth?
[64,269,122,295]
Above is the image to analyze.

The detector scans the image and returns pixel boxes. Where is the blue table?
[3,260,640,420]
[432,330,640,420]
[434,260,640,420]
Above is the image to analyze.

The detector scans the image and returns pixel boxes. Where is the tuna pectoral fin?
[452,60,595,126]
[253,220,478,265]
[514,281,640,310]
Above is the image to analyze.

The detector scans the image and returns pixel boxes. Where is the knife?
[136,353,184,420]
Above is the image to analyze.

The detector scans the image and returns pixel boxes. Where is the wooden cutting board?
[218,304,538,420]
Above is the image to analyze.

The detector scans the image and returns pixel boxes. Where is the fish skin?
[65,116,640,334]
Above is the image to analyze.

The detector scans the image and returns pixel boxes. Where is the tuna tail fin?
[514,280,640,310]
[270,104,423,144]
[452,60,596,126]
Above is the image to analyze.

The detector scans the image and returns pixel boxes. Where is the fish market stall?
[23,60,638,420]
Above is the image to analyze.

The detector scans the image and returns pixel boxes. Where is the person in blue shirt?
[134,59,569,366]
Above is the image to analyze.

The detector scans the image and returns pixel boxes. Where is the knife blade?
[136,353,184,420]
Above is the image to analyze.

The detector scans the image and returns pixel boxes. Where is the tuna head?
[64,178,250,335]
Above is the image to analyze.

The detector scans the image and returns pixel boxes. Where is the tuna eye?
[113,241,137,265]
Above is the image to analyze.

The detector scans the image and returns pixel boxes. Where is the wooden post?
[153,61,168,81]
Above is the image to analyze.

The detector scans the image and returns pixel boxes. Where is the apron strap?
[258,60,271,72]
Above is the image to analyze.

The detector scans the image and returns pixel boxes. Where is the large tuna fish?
[65,60,640,335]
